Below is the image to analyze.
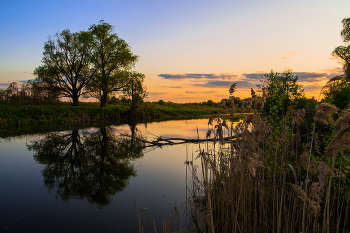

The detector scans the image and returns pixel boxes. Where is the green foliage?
[27,127,142,207]
[323,79,350,109]
[34,29,94,106]
[258,70,305,118]
[34,21,144,107]
[296,97,318,111]
[332,17,350,79]
[84,21,139,107]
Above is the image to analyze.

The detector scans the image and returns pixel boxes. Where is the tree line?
[0,21,146,108]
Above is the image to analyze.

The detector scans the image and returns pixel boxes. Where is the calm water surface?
[0,118,229,233]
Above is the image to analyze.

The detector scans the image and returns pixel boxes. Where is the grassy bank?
[0,102,228,127]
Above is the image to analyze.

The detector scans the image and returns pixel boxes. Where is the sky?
[0,0,349,102]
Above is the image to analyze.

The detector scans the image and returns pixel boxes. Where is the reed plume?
[314,103,339,125]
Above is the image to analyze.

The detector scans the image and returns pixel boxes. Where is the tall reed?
[187,90,350,232]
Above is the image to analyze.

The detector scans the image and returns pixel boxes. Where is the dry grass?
[185,94,350,232]
[136,89,350,232]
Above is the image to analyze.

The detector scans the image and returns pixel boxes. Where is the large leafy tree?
[258,70,305,118]
[27,127,143,207]
[324,18,350,109]
[85,21,138,107]
[332,17,350,79]
[34,29,95,106]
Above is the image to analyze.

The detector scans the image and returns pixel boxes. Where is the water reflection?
[27,126,144,208]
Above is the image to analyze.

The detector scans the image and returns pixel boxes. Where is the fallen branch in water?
[120,133,237,148]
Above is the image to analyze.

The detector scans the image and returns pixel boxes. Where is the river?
[0,118,237,233]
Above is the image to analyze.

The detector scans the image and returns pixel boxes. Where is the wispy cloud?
[158,73,238,80]
[185,91,215,94]
[148,92,167,96]
[281,56,293,60]
[192,80,255,88]
[158,86,182,88]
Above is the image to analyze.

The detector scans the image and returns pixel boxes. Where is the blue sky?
[1,0,350,102]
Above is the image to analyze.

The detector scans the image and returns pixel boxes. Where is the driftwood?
[120,133,236,148]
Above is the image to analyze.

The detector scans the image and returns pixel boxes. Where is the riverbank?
[0,102,231,127]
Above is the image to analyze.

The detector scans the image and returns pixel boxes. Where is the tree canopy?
[332,17,350,79]
[34,21,146,107]
[258,70,305,118]
[34,29,95,106]
[85,21,139,107]
[325,17,350,109]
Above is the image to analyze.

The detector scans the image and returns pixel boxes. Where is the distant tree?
[34,29,95,106]
[84,21,138,107]
[121,72,147,116]
[258,70,305,118]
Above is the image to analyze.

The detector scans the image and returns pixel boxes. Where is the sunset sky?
[1,0,349,102]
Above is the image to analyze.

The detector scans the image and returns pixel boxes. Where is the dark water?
[0,119,226,233]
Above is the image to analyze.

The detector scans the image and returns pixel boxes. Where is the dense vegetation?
[134,18,350,233]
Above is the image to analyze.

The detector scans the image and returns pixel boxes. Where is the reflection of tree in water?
[27,126,144,208]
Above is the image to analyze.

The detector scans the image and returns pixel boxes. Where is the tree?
[323,78,350,110]
[332,17,350,79]
[258,70,305,118]
[27,127,143,207]
[325,18,350,109]
[121,72,147,116]
[85,21,138,107]
[34,29,95,106]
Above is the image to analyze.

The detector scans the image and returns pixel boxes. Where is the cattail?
[318,161,334,191]
[255,98,264,109]
[252,120,271,140]
[246,153,263,177]
[229,83,237,95]
[244,111,258,125]
[241,104,245,114]
[321,74,345,93]
[206,129,212,138]
[245,98,253,109]
[219,100,227,113]
[326,125,350,155]
[262,88,268,98]
[337,107,350,130]
[314,103,339,125]
[291,184,308,200]
[216,123,224,144]
[292,109,305,126]
[251,88,257,100]
[309,182,321,200]
[230,100,237,117]
[208,117,214,126]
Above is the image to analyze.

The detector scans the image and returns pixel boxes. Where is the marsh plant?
[187,83,350,233]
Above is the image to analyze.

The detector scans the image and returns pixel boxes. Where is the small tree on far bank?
[120,72,147,117]
[258,70,305,118]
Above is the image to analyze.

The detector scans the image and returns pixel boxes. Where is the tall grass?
[187,97,350,232]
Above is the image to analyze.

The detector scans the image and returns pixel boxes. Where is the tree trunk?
[72,94,79,106]
[100,94,107,107]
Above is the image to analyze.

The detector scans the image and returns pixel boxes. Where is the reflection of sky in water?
[112,118,242,140]
[0,118,238,232]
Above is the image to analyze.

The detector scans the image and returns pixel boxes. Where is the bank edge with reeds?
[187,88,350,232]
